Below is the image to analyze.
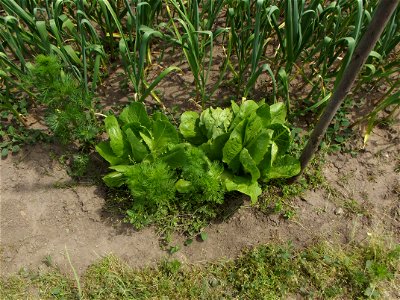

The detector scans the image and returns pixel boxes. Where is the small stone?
[20,211,26,217]
[65,228,70,233]
[334,207,344,216]
[209,277,219,287]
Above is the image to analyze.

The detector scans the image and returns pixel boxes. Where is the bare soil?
[1,119,399,277]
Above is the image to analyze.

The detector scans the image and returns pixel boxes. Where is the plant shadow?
[213,192,245,224]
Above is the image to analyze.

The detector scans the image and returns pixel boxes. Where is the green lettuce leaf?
[121,121,145,137]
[224,175,262,204]
[102,171,125,187]
[141,119,180,154]
[109,164,138,175]
[231,100,240,115]
[160,144,187,168]
[125,128,148,162]
[244,103,272,145]
[139,130,153,152]
[271,142,278,165]
[96,141,128,166]
[258,142,278,179]
[223,119,246,172]
[152,119,180,151]
[263,155,301,180]
[246,129,273,165]
[256,103,272,127]
[229,100,259,130]
[119,102,151,128]
[239,148,260,182]
[268,123,291,155]
[104,115,125,157]
[200,132,230,161]
[270,102,287,124]
[199,107,232,140]
[179,111,206,145]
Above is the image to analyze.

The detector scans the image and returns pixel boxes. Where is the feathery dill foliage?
[124,147,225,231]
[179,147,225,206]
[126,161,177,217]
[27,55,98,145]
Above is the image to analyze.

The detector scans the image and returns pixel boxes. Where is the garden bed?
[1,120,398,278]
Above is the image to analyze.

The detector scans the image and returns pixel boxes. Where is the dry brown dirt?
[0,123,399,277]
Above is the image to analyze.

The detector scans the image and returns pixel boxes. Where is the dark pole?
[296,0,399,177]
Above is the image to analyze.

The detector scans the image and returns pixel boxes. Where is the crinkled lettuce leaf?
[199,107,232,140]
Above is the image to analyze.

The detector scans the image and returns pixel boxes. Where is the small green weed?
[324,98,356,153]
[0,94,47,157]
[259,154,325,216]
[343,198,370,216]
[59,153,91,178]
[0,123,46,158]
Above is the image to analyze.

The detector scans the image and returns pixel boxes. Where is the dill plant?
[26,55,98,145]
[124,147,225,231]
[178,147,225,208]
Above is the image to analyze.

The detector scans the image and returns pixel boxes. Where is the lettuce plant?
[96,102,225,228]
[180,99,301,203]
[97,100,300,229]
